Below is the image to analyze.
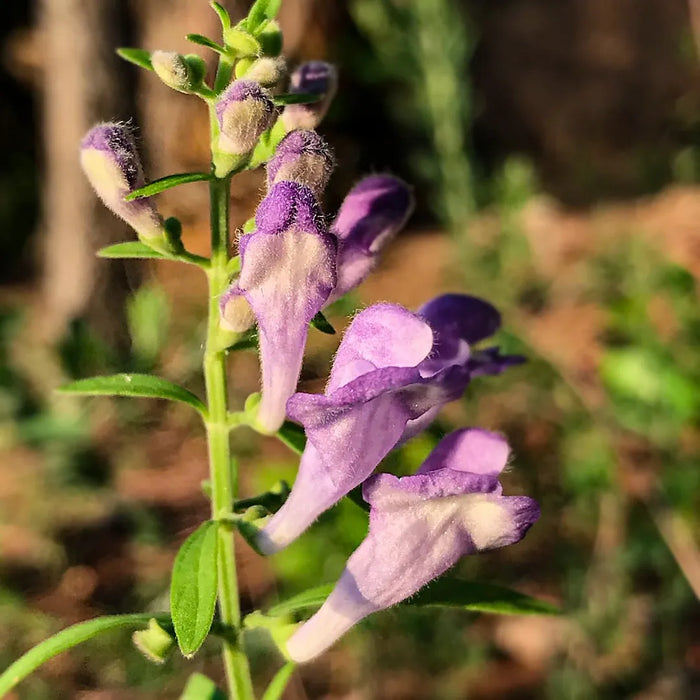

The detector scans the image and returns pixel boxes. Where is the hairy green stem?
[205,175,255,699]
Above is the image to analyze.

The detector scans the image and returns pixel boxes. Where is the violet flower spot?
[231,181,337,433]
[327,174,414,304]
[285,428,540,663]
[256,295,523,554]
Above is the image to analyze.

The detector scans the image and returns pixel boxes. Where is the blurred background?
[1,0,700,697]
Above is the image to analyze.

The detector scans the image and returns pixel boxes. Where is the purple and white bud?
[326,174,413,303]
[282,61,338,131]
[266,130,334,196]
[215,80,276,157]
[80,122,165,241]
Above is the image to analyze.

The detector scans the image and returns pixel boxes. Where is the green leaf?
[210,2,231,31]
[0,614,167,696]
[186,33,227,54]
[125,172,212,201]
[247,0,282,33]
[273,92,322,106]
[277,420,306,454]
[223,28,261,56]
[407,577,561,616]
[267,584,334,617]
[262,663,296,700]
[59,374,207,416]
[180,672,227,700]
[117,47,153,70]
[310,310,336,335]
[98,241,169,260]
[171,521,220,657]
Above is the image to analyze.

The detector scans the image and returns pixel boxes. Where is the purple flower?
[282,61,338,131]
[221,181,337,432]
[285,428,540,662]
[327,174,414,304]
[266,130,335,197]
[256,295,523,553]
[80,123,165,242]
[215,80,276,157]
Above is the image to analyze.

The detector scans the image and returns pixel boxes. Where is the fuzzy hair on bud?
[282,61,338,131]
[80,122,164,241]
[215,80,276,156]
[243,56,287,87]
[266,130,334,196]
[151,51,193,93]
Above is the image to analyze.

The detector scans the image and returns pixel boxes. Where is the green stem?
[205,175,255,700]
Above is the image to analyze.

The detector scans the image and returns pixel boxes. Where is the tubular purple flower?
[266,130,335,197]
[80,123,165,242]
[227,181,337,432]
[256,295,524,554]
[327,175,414,304]
[286,428,540,662]
[282,61,338,131]
[215,80,276,157]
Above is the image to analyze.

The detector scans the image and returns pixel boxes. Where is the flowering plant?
[0,2,552,697]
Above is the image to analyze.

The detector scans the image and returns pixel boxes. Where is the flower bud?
[240,56,287,87]
[151,51,205,93]
[282,61,337,131]
[80,122,165,242]
[219,285,256,332]
[266,130,334,196]
[215,80,276,158]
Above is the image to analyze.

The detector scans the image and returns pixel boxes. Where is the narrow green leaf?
[180,672,227,700]
[0,614,166,696]
[267,584,334,617]
[246,0,270,33]
[210,1,231,31]
[186,33,227,54]
[277,421,306,454]
[117,47,153,70]
[310,310,336,335]
[262,663,296,700]
[59,374,207,415]
[171,521,220,657]
[125,172,211,201]
[273,92,322,106]
[407,578,561,616]
[97,241,169,260]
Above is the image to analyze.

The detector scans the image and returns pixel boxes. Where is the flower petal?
[328,175,414,302]
[416,428,511,476]
[287,457,539,662]
[241,227,336,431]
[327,303,433,393]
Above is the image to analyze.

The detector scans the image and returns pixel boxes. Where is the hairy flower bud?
[282,61,337,131]
[215,80,276,156]
[241,56,286,87]
[80,122,165,242]
[219,285,256,333]
[266,130,334,196]
[151,51,205,93]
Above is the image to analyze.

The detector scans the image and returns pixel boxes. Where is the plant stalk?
[205,175,255,699]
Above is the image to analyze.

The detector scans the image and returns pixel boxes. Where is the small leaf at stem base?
[310,310,336,335]
[261,662,296,700]
[117,47,153,70]
[125,172,212,201]
[180,672,227,700]
[171,521,220,657]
